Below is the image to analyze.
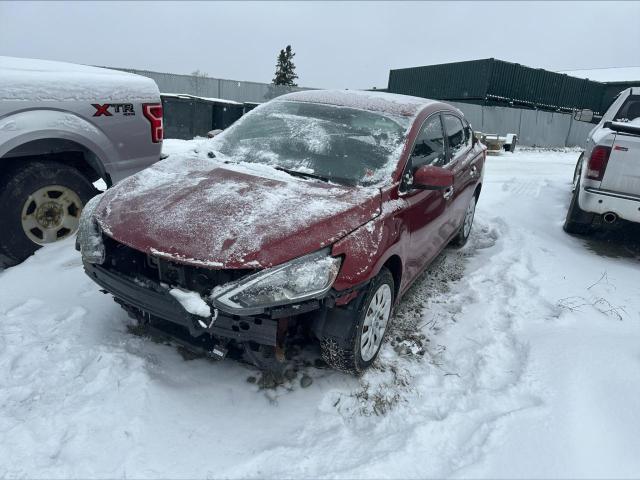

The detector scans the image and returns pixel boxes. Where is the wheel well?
[382,255,402,300]
[0,138,109,186]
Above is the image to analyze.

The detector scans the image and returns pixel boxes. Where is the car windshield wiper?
[274,166,331,183]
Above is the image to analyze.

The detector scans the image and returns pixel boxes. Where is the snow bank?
[0,56,159,102]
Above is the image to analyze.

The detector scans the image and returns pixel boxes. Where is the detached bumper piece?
[84,262,279,349]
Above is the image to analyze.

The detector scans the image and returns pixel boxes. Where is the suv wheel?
[0,161,97,265]
[320,268,394,374]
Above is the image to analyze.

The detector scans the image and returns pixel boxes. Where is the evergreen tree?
[272,45,298,87]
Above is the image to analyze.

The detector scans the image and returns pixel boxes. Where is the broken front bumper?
[84,262,281,346]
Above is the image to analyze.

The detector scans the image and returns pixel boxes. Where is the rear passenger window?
[614,96,640,122]
[410,115,445,169]
[443,114,468,161]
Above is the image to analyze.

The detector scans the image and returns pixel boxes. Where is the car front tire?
[320,267,395,374]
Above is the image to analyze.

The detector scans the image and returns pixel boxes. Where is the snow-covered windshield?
[214,100,409,186]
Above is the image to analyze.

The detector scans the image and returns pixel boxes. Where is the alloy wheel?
[360,283,392,361]
[463,198,476,239]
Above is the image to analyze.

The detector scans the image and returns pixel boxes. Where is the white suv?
[564,87,640,234]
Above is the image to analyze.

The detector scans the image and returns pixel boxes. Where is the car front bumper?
[579,186,640,224]
[84,261,281,347]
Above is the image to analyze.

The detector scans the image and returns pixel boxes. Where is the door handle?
[443,186,454,200]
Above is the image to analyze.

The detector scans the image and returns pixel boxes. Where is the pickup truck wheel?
[571,153,584,193]
[320,268,394,374]
[450,193,477,247]
[0,161,97,265]
[563,180,594,235]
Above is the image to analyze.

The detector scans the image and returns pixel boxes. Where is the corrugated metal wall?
[108,67,312,103]
[108,66,592,147]
[389,59,608,114]
[449,101,593,148]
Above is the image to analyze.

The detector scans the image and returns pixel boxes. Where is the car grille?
[102,236,256,295]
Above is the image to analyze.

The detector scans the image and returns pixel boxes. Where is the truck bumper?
[579,186,640,224]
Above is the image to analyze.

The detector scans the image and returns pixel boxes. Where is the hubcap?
[21,186,83,245]
[360,283,392,362]
[463,198,476,238]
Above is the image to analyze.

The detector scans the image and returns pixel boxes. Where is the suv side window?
[410,115,446,169]
[443,114,468,162]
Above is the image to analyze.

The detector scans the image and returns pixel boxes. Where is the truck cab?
[0,56,163,266]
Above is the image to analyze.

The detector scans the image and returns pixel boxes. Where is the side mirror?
[207,129,224,138]
[574,109,594,123]
[412,165,454,190]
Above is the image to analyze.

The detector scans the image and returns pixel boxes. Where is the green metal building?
[387,58,633,115]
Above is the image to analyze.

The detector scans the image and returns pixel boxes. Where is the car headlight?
[77,193,106,265]
[212,249,342,314]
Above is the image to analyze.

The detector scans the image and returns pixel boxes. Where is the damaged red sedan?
[78,90,486,373]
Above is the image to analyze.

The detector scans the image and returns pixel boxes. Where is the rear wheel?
[0,161,97,265]
[563,180,594,235]
[320,268,394,374]
[450,193,477,247]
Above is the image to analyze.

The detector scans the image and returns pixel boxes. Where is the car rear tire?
[0,160,97,265]
[450,193,477,247]
[563,180,594,235]
[320,268,395,374]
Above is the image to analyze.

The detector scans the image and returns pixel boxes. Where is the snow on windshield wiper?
[274,166,331,183]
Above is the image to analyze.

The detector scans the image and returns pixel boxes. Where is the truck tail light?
[586,146,611,181]
[142,103,163,143]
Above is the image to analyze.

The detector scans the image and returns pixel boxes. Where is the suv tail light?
[586,145,611,181]
[142,103,163,143]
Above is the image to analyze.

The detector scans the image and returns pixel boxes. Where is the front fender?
[331,198,407,293]
[0,109,119,173]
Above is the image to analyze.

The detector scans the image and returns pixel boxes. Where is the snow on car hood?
[95,154,382,269]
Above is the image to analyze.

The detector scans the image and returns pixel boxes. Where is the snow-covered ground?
[1,146,639,478]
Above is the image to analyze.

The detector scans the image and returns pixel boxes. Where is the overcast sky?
[1,1,639,89]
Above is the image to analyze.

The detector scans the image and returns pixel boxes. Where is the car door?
[398,113,452,282]
[442,113,476,237]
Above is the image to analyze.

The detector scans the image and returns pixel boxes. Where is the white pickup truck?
[564,87,640,234]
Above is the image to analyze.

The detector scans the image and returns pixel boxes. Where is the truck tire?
[0,160,97,265]
[571,153,584,193]
[563,180,594,235]
[320,268,394,374]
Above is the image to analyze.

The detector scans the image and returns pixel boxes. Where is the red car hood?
[95,157,381,269]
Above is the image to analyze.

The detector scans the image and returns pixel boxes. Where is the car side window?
[410,115,446,169]
[463,119,473,146]
[443,114,468,162]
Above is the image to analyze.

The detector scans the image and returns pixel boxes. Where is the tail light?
[586,145,611,181]
[142,103,163,143]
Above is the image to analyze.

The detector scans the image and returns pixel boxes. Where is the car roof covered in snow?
[0,56,159,102]
[275,89,437,117]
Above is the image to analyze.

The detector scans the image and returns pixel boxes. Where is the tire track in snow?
[223,214,554,478]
